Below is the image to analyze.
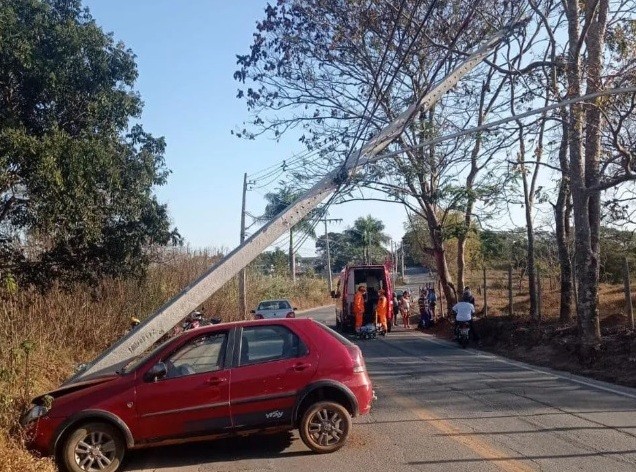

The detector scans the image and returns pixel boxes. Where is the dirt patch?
[423,316,636,388]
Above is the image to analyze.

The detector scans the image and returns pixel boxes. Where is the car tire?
[61,422,125,472]
[299,401,351,454]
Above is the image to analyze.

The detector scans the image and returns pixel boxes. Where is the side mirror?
[144,362,167,383]
[249,310,255,314]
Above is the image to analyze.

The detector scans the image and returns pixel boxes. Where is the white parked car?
[251,299,297,319]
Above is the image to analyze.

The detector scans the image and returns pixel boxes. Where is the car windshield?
[119,338,173,374]
[258,300,291,310]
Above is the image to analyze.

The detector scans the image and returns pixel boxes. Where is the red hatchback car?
[22,318,374,472]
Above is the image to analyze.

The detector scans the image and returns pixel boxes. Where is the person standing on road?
[427,287,437,319]
[400,290,411,329]
[353,285,366,332]
[392,293,400,327]
[375,289,389,334]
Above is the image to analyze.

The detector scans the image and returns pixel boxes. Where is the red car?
[22,318,374,472]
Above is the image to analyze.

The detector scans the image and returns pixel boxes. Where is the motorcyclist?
[353,285,366,332]
[451,299,480,344]
[462,286,475,305]
[375,289,389,335]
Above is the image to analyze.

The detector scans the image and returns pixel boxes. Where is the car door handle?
[289,363,312,372]
[205,376,227,386]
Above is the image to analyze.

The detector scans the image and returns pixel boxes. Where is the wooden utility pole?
[238,173,248,318]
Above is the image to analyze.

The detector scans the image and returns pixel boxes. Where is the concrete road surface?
[125,305,636,472]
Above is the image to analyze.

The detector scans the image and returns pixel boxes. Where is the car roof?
[187,317,310,333]
[257,299,291,303]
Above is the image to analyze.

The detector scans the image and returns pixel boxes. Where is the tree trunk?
[565,0,607,344]
[581,0,608,342]
[425,204,456,309]
[555,123,573,323]
[518,130,539,321]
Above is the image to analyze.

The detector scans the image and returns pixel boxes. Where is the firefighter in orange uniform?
[353,285,366,332]
[375,289,389,335]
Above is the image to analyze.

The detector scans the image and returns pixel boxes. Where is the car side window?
[164,332,228,379]
[239,325,307,366]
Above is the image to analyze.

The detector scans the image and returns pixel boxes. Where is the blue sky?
[83,0,412,257]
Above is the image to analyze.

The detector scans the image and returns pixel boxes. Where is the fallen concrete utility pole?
[68,18,526,383]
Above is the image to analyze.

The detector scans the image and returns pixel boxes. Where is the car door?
[230,324,318,429]
[134,330,232,442]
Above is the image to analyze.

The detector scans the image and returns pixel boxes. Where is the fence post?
[508,263,513,316]
[483,265,488,318]
[438,278,444,319]
[624,257,634,330]
[537,268,542,323]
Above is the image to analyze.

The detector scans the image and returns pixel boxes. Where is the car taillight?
[286,311,295,318]
[347,345,366,373]
[254,314,264,320]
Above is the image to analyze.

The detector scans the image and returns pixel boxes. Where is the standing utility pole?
[400,243,405,279]
[67,20,524,383]
[238,173,248,318]
[322,217,342,293]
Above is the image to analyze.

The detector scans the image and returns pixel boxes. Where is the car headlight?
[21,404,50,426]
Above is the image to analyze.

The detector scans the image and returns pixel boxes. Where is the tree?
[235,0,522,308]
[0,0,179,287]
[345,216,390,264]
[253,248,289,276]
[259,185,316,282]
[315,216,390,268]
[315,231,356,272]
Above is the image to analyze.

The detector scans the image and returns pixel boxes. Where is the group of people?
[349,282,480,343]
[353,285,391,334]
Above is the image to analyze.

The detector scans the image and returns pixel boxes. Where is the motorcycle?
[455,321,471,348]
[182,311,207,330]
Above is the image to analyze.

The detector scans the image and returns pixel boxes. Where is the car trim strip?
[231,391,296,406]
[139,401,230,419]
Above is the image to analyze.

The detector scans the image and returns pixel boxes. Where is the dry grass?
[0,248,330,471]
[463,268,634,324]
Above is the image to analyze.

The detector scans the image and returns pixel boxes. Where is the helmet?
[130,317,140,326]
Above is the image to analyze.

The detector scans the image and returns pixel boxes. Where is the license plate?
[460,328,470,336]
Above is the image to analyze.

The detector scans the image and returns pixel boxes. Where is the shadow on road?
[124,432,312,471]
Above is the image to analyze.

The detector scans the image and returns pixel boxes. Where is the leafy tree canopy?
[0,0,180,287]
[315,215,390,269]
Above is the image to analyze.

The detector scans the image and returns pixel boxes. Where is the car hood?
[32,374,120,404]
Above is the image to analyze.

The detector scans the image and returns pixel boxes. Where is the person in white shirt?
[451,301,480,343]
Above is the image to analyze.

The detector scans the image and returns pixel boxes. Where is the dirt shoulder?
[422,314,636,388]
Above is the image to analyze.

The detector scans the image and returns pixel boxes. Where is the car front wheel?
[299,401,351,453]
[61,422,125,472]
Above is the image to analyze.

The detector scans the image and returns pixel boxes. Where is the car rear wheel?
[61,422,125,472]
[299,401,351,453]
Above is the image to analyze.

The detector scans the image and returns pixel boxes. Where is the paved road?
[126,305,636,472]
